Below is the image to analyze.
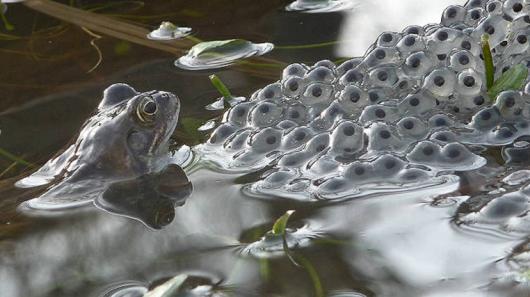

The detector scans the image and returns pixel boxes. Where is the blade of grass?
[294,254,324,297]
[272,210,295,235]
[481,34,495,90]
[0,148,32,166]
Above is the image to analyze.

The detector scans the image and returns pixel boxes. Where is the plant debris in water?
[147,21,191,40]
[175,39,274,70]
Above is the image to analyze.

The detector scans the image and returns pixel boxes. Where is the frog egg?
[502,140,530,164]
[426,28,464,56]
[465,0,488,9]
[494,91,524,119]
[285,103,309,125]
[372,154,408,179]
[442,5,467,27]
[330,121,364,157]
[314,59,336,68]
[403,25,424,36]
[485,0,503,14]
[396,34,426,56]
[440,142,486,169]
[430,130,458,143]
[260,170,297,189]
[406,141,442,164]
[449,50,478,72]
[422,68,457,98]
[362,47,402,69]
[341,161,370,181]
[456,69,483,96]
[472,15,510,47]
[339,68,365,86]
[282,76,305,98]
[337,85,370,112]
[209,123,238,145]
[396,168,432,183]
[318,100,348,122]
[366,123,404,152]
[360,105,400,124]
[397,117,429,139]
[305,65,336,84]
[305,154,340,176]
[367,88,388,104]
[470,107,503,130]
[429,114,455,128]
[457,35,481,56]
[367,66,399,88]
[403,51,436,78]
[397,92,437,116]
[503,29,530,56]
[376,32,402,47]
[226,102,252,126]
[336,58,363,76]
[249,101,284,127]
[257,83,283,101]
[282,63,309,79]
[278,151,310,168]
[248,127,283,154]
[275,120,297,132]
[304,133,331,155]
[282,126,315,150]
[502,0,526,19]
[224,129,251,151]
[493,124,519,141]
[300,82,334,106]
[317,177,350,195]
[464,7,485,26]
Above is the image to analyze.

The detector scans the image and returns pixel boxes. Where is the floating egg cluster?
[198,0,530,201]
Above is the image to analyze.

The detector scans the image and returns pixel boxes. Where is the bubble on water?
[285,0,355,13]
[147,21,191,40]
[175,39,274,70]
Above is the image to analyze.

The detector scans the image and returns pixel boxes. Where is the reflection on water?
[336,0,465,57]
[95,164,193,229]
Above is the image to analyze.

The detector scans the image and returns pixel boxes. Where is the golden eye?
[136,97,157,123]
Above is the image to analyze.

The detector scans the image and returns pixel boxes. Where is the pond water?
[1,0,530,296]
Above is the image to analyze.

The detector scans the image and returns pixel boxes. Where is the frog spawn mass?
[198,0,530,202]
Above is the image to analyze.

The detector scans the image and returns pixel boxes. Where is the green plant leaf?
[481,34,495,90]
[272,210,295,235]
[489,64,529,99]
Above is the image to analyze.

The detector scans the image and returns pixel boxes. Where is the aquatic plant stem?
[209,74,233,99]
[294,254,324,297]
[481,34,495,90]
[0,148,32,166]
[0,4,14,31]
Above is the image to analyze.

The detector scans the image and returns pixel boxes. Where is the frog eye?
[136,97,158,123]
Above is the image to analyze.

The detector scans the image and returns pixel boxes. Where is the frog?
[16,83,184,210]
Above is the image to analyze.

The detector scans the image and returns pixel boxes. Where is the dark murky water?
[2,0,530,296]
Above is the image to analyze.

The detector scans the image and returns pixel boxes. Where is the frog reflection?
[96,164,192,229]
[16,83,187,214]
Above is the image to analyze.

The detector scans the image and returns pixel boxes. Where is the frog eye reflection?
[136,97,158,123]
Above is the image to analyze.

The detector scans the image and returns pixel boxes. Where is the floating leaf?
[481,34,494,90]
[272,210,295,235]
[188,39,249,59]
[489,64,529,99]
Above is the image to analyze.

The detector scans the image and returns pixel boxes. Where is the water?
[1,0,530,296]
